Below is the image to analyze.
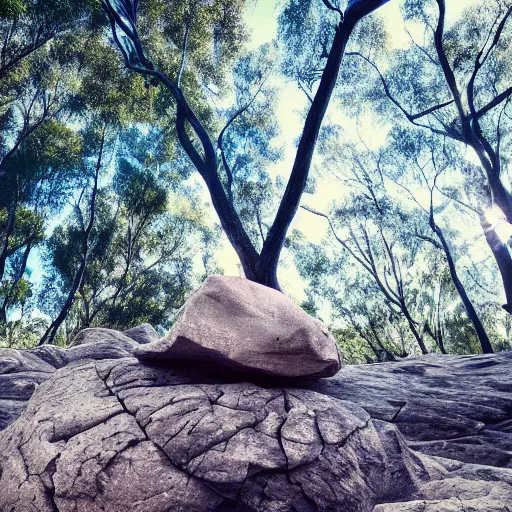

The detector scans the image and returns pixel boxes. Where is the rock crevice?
[0,277,511,512]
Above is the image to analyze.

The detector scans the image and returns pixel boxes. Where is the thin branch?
[177,22,190,88]
[404,26,438,65]
[465,265,496,296]
[300,205,372,274]
[415,233,443,250]
[321,0,344,18]
[297,81,313,103]
[434,186,481,215]
[346,51,455,134]
[217,79,265,205]
[474,86,512,119]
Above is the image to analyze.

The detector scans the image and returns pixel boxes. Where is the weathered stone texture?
[0,325,511,511]
[135,275,342,379]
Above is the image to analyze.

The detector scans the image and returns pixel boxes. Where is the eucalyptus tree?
[334,292,403,361]
[0,24,153,338]
[217,45,284,251]
[0,30,99,288]
[298,192,485,356]
[102,0,389,289]
[0,119,81,325]
[300,135,484,354]
[0,0,97,81]
[36,35,158,344]
[40,130,200,341]
[381,131,494,353]
[0,206,43,323]
[343,0,512,311]
[303,203,435,354]
[38,123,108,345]
[290,234,402,360]
[0,102,83,331]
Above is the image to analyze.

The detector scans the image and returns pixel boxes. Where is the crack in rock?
[2,350,512,512]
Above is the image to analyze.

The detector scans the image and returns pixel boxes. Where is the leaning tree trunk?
[402,306,429,355]
[431,217,493,354]
[102,0,390,291]
[39,128,105,345]
[481,214,512,314]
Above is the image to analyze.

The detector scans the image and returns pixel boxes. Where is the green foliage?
[1,119,84,212]
[140,0,247,87]
[37,127,209,342]
[332,327,375,365]
[0,0,27,18]
[1,0,511,363]
[0,207,44,251]
[0,317,49,348]
[77,38,152,125]
[278,0,337,92]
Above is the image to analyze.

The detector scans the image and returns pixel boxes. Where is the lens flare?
[484,205,512,244]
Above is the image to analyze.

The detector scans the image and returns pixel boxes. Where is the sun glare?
[485,205,512,244]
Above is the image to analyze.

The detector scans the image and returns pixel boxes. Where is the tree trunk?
[367,320,397,361]
[199,18,356,291]
[39,128,105,345]
[0,202,16,282]
[258,19,355,286]
[103,0,391,291]
[403,307,429,354]
[39,253,89,345]
[432,218,493,353]
[487,171,512,229]
[481,214,512,314]
[0,239,32,323]
[424,321,447,354]
[362,335,381,361]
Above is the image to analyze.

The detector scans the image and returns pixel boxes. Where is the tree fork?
[102,0,389,291]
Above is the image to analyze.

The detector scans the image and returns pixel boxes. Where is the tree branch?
[177,22,190,88]
[346,51,455,132]
[217,80,265,205]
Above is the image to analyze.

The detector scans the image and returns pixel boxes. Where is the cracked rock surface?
[0,326,511,511]
[310,351,512,469]
[0,357,398,511]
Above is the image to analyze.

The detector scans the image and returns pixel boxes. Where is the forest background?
[1,0,511,363]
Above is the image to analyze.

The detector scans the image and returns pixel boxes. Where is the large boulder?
[123,323,160,344]
[2,330,512,468]
[1,355,511,512]
[1,323,512,511]
[0,357,432,512]
[134,275,341,379]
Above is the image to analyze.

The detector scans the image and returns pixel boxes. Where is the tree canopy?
[1,0,511,359]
